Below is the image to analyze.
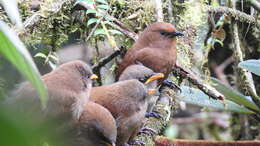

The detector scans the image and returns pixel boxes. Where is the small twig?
[92,49,122,73]
[172,65,225,100]
[212,56,234,85]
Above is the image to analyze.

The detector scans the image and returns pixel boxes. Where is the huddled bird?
[75,101,117,146]
[116,22,183,85]
[6,60,98,121]
[90,64,164,146]
[5,21,183,146]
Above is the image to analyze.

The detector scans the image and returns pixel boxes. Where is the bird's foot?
[145,111,163,119]
[128,140,145,146]
[138,127,157,136]
[161,80,181,93]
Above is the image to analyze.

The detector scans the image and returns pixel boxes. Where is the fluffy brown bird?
[7,60,98,121]
[90,65,164,146]
[74,101,117,146]
[116,22,183,83]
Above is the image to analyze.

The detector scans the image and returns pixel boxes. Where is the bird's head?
[78,102,117,146]
[53,60,98,90]
[136,22,183,48]
[118,64,164,95]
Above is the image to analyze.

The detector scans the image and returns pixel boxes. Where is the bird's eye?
[160,30,167,36]
[139,78,146,83]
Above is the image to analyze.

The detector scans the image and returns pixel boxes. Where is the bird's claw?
[138,127,157,136]
[145,111,163,119]
[161,80,181,93]
[128,140,145,146]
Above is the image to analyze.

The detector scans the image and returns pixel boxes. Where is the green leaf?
[96,0,108,4]
[87,18,98,26]
[96,4,109,10]
[0,0,23,28]
[109,29,123,35]
[210,77,260,111]
[86,9,97,14]
[34,52,47,59]
[0,21,48,108]
[238,59,260,76]
[102,21,113,26]
[178,86,254,114]
[94,28,106,36]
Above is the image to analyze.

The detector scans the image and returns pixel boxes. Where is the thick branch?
[205,5,256,24]
[155,137,260,146]
[132,87,177,145]
[172,66,224,100]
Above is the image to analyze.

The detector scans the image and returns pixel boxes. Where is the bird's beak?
[170,30,184,37]
[90,74,98,80]
[145,73,164,84]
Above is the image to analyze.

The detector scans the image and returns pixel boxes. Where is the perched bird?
[118,64,163,113]
[74,101,117,146]
[90,65,164,145]
[116,22,183,84]
[6,60,98,121]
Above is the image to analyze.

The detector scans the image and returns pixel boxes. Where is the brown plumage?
[90,65,164,146]
[116,22,183,83]
[74,101,117,146]
[6,60,98,121]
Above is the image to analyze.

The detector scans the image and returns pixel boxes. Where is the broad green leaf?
[210,77,260,111]
[96,4,109,10]
[34,52,47,59]
[0,21,48,108]
[0,0,23,28]
[94,28,106,36]
[103,21,113,26]
[238,59,260,76]
[109,29,123,35]
[96,0,108,4]
[86,9,97,14]
[87,18,98,26]
[178,86,254,114]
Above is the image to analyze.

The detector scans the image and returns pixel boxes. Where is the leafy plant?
[238,59,260,76]
[0,1,48,108]
[178,86,254,114]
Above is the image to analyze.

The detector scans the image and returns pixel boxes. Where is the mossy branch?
[230,1,260,109]
[205,5,256,24]
[132,87,177,145]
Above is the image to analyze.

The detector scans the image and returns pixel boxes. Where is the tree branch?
[205,5,256,24]
[172,66,225,100]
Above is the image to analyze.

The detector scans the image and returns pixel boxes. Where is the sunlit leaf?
[87,18,98,26]
[96,4,109,10]
[86,9,97,14]
[96,0,108,4]
[94,28,106,36]
[178,86,254,114]
[210,77,260,111]
[238,59,260,76]
[109,29,123,35]
[0,21,48,108]
[34,52,47,59]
